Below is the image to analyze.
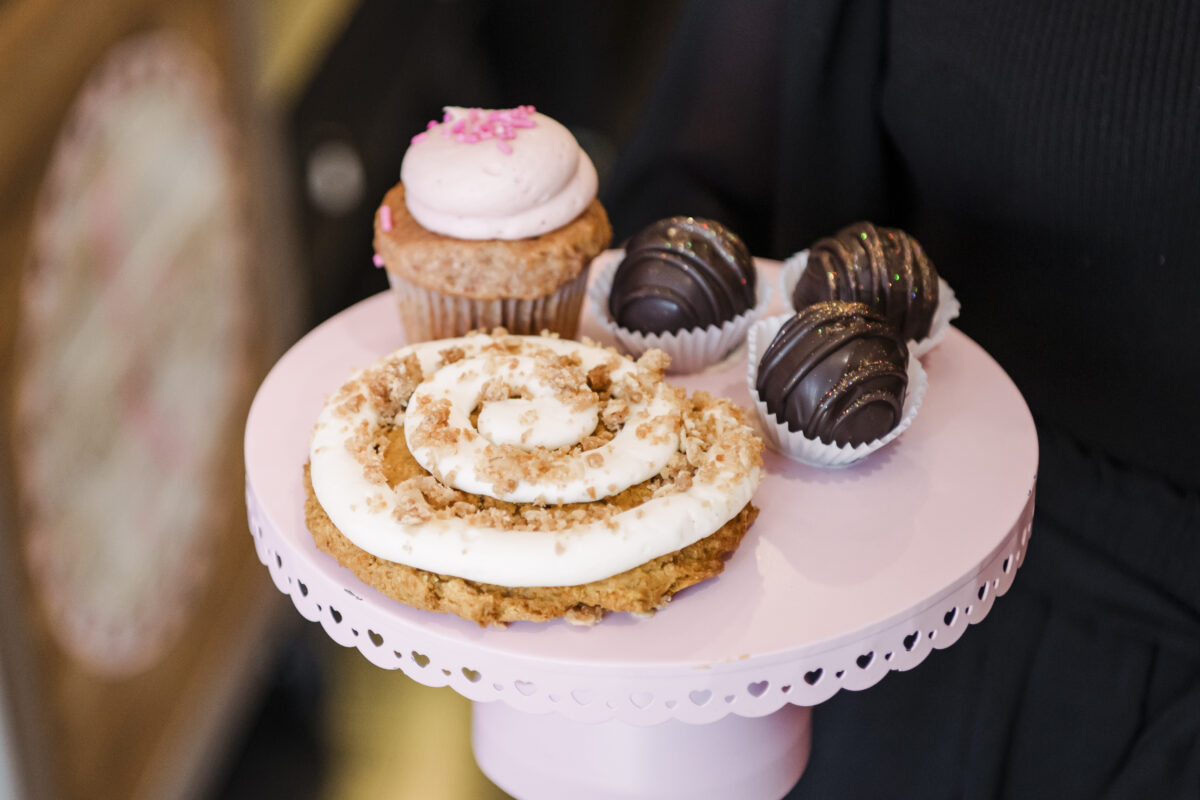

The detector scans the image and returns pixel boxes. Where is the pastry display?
[784,222,954,349]
[304,330,762,627]
[755,302,909,446]
[608,216,757,333]
[373,105,611,342]
[590,217,769,374]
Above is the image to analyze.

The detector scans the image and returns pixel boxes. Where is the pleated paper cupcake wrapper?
[778,249,961,359]
[588,256,773,375]
[745,314,929,468]
[387,268,589,343]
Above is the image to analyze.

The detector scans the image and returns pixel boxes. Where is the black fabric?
[604,1,1200,796]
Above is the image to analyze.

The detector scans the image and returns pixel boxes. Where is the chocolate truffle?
[608,217,756,334]
[756,302,909,446]
[792,222,939,341]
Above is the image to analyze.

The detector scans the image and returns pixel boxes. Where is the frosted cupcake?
[374,106,611,342]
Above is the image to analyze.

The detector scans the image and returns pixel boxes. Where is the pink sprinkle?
[372,253,384,268]
[380,205,393,231]
[410,132,427,144]
[423,106,538,153]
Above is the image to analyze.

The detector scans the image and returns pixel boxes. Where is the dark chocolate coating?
[756,301,909,446]
[792,222,939,341]
[608,216,756,334]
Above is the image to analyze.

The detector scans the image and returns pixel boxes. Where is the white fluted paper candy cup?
[388,268,588,343]
[745,313,929,468]
[588,253,772,374]
[778,249,960,359]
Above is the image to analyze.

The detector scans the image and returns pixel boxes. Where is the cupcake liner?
[588,253,772,374]
[745,314,929,468]
[778,249,960,358]
[388,267,589,343]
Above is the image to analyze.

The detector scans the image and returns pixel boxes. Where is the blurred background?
[0,1,684,798]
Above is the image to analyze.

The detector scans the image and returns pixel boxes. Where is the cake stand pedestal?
[470,698,812,799]
[244,262,1037,800]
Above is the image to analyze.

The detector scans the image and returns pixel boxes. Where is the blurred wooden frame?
[0,1,303,799]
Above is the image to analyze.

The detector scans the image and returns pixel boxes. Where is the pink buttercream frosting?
[400,106,598,241]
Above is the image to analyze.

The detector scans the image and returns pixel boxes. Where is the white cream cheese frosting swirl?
[403,346,679,505]
[308,333,762,587]
[400,106,598,241]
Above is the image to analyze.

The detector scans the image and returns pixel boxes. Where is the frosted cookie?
[305,331,762,626]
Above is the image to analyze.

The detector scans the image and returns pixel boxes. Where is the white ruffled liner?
[778,249,961,359]
[588,254,772,374]
[387,267,589,342]
[745,314,929,468]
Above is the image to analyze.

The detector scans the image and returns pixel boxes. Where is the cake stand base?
[472,701,811,800]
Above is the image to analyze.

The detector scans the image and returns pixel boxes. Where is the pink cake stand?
[244,261,1037,800]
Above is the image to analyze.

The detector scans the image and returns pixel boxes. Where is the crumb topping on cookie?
[403,337,682,504]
